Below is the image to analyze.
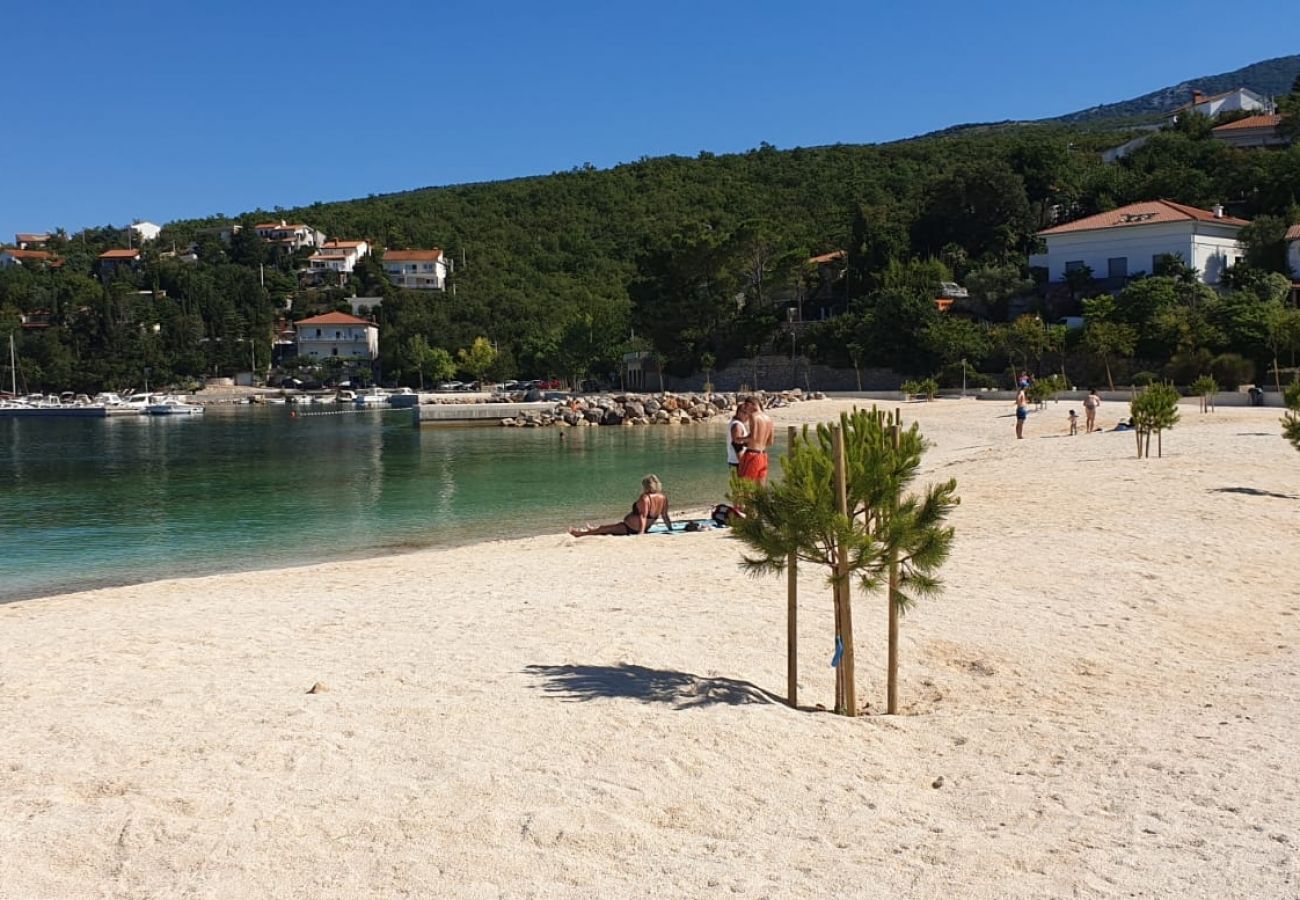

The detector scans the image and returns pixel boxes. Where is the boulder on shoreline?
[496,389,824,427]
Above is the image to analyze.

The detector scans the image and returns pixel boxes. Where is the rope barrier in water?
[288,406,409,418]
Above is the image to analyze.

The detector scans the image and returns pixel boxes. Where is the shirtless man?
[1015,385,1028,439]
[737,396,774,483]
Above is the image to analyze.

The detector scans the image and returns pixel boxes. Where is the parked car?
[436,381,463,391]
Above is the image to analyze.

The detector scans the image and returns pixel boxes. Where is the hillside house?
[14,232,50,249]
[1172,87,1273,121]
[307,240,370,278]
[383,249,452,290]
[1031,200,1248,287]
[254,220,324,250]
[1287,224,1300,280]
[130,221,162,243]
[0,248,57,269]
[97,248,142,280]
[1212,114,1290,149]
[294,311,378,361]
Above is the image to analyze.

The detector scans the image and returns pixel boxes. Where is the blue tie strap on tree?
[831,634,844,668]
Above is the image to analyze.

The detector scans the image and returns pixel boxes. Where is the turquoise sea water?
[0,408,775,603]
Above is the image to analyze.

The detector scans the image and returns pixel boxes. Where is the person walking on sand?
[1015,385,1028,439]
[737,397,774,483]
[1083,388,1101,433]
[727,401,750,473]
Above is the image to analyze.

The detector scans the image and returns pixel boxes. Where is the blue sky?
[1,0,1293,240]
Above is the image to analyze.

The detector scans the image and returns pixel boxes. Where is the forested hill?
[6,91,1300,393]
[1054,54,1300,125]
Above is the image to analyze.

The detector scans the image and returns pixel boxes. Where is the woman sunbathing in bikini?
[569,474,673,537]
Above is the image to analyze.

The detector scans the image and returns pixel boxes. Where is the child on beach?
[1068,410,1078,435]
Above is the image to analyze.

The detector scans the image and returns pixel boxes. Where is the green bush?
[1190,375,1218,397]
[1210,353,1255,390]
[1132,371,1160,387]
[901,377,939,400]
[1166,349,1213,386]
[1130,382,1182,458]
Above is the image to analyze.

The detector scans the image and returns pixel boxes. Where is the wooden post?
[787,426,798,709]
[887,421,902,714]
[832,423,856,717]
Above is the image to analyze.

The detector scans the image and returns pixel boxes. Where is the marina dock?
[413,401,555,426]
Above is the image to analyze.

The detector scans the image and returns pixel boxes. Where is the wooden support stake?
[887,422,902,715]
[832,423,856,717]
[787,426,798,709]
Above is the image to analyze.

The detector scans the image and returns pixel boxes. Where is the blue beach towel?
[646,519,719,535]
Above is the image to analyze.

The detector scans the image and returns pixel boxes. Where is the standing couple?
[728,395,774,483]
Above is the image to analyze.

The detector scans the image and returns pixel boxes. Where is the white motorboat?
[353,389,388,407]
[145,396,204,415]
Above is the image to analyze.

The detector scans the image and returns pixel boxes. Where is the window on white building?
[1107,257,1128,279]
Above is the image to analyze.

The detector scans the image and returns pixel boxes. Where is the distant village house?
[0,248,58,269]
[254,220,324,250]
[1211,114,1291,149]
[96,248,142,280]
[307,240,370,279]
[130,221,162,243]
[382,249,452,290]
[1172,87,1273,122]
[14,232,50,249]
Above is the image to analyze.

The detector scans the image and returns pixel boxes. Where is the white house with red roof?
[1031,200,1249,286]
[14,232,50,249]
[1211,114,1290,149]
[0,248,57,269]
[382,248,452,290]
[1173,88,1272,121]
[254,220,324,250]
[307,240,370,277]
[294,311,378,361]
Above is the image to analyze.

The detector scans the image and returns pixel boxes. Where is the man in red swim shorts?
[736,396,773,484]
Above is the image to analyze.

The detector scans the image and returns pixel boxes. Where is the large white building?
[383,249,452,290]
[294,311,378,361]
[1031,200,1249,286]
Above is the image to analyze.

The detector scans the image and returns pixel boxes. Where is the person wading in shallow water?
[737,396,774,484]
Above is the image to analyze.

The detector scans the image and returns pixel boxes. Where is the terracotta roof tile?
[1212,114,1283,131]
[2,248,53,260]
[98,248,141,259]
[295,312,375,326]
[384,249,444,262]
[320,240,366,249]
[1038,200,1249,236]
[807,250,846,265]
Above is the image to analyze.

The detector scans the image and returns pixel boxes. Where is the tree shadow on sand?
[1210,486,1299,501]
[524,663,782,709]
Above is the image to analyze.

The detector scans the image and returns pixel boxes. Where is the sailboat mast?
[9,334,16,397]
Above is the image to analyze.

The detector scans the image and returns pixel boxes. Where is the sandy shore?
[2,397,1298,898]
